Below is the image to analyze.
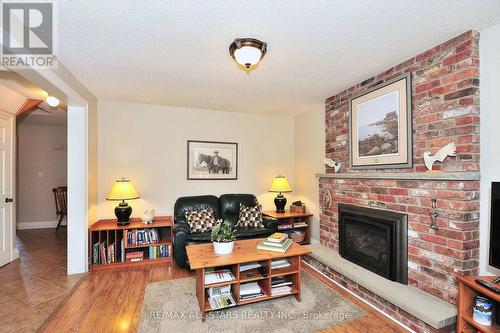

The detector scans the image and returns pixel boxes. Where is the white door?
[0,111,14,267]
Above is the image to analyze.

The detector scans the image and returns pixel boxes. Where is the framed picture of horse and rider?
[187,140,238,180]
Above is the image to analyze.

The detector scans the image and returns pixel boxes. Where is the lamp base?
[274,193,287,213]
[115,201,132,225]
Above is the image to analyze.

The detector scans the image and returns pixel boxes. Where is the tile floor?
[0,229,84,333]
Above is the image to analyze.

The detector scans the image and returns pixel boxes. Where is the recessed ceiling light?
[229,38,267,72]
[46,95,60,107]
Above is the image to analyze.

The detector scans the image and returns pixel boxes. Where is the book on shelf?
[99,241,107,264]
[278,224,293,230]
[257,238,293,253]
[271,259,291,270]
[120,238,125,263]
[125,251,144,262]
[92,243,99,265]
[204,268,235,285]
[107,243,115,264]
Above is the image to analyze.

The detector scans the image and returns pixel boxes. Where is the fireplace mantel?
[316,172,480,181]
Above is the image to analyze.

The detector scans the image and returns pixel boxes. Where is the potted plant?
[211,220,236,255]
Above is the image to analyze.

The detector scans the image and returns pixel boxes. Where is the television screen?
[490,182,500,269]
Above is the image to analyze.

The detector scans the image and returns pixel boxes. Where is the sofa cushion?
[185,208,216,233]
[236,203,264,228]
[219,194,258,220]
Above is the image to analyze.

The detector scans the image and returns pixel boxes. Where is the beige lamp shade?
[106,178,140,201]
[269,175,292,193]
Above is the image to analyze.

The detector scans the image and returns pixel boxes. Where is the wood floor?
[40,257,409,333]
[0,229,83,333]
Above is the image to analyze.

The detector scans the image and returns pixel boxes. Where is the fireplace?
[338,204,408,284]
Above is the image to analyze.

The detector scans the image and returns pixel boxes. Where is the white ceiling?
[58,1,500,116]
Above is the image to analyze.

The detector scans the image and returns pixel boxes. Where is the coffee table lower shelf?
[187,238,312,322]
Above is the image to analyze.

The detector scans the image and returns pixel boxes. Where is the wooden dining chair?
[53,186,67,232]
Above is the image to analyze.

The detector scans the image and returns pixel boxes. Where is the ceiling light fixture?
[46,95,60,107]
[229,38,267,72]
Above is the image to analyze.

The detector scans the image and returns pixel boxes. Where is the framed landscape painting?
[187,140,238,180]
[349,73,412,169]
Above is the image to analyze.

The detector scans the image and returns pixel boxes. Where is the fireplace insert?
[338,204,408,284]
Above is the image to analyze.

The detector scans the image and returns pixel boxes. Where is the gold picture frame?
[349,73,412,169]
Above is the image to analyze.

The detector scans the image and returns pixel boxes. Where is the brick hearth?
[317,29,480,313]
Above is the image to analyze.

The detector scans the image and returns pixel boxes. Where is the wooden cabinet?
[89,216,173,270]
[457,275,500,333]
[263,210,313,245]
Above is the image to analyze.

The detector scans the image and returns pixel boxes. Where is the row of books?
[257,233,293,253]
[92,240,122,264]
[127,228,161,246]
[93,239,171,265]
[148,245,171,259]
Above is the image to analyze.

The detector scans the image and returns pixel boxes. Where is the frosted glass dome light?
[229,38,267,71]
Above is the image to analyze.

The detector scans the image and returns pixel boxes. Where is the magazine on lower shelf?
[207,293,236,310]
[271,285,293,296]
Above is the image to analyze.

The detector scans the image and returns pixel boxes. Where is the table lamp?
[269,175,292,213]
[106,177,140,225]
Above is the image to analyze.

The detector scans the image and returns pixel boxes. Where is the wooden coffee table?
[186,238,312,321]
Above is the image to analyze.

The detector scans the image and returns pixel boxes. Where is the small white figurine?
[324,158,341,173]
[423,142,456,171]
[141,209,155,224]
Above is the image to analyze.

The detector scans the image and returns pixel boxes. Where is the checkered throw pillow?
[185,208,216,233]
[236,203,264,228]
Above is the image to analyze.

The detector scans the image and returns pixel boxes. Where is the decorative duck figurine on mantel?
[423,142,456,171]
[141,209,155,224]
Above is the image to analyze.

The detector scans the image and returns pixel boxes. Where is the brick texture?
[325,30,480,173]
[319,30,480,306]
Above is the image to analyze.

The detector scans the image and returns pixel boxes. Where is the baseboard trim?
[302,260,415,333]
[17,221,64,230]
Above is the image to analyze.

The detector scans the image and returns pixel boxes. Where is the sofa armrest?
[262,215,279,232]
[173,222,191,235]
[173,222,191,268]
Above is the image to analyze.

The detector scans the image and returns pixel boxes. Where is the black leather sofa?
[173,194,279,268]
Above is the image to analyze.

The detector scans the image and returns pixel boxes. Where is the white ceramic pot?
[213,241,234,255]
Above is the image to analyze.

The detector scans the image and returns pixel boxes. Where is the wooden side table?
[262,210,313,245]
[457,275,500,333]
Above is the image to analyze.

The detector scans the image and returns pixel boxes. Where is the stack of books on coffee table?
[256,233,293,253]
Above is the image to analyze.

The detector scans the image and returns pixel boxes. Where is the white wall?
[97,101,295,219]
[479,23,500,275]
[294,109,324,243]
[17,122,67,227]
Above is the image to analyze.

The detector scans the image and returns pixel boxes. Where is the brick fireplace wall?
[320,31,480,305]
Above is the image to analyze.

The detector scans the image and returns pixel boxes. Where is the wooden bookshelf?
[89,216,173,270]
[263,210,313,245]
[457,275,500,333]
